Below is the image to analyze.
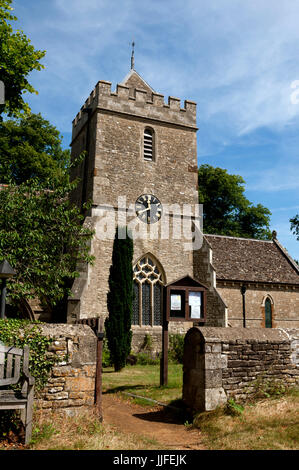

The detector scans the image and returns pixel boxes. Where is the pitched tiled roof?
[204,234,299,285]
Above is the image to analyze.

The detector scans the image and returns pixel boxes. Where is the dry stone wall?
[35,324,97,415]
[183,327,299,413]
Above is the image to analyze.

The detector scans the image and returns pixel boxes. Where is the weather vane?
[131,40,135,70]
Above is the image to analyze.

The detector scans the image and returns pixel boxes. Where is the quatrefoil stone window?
[132,256,164,326]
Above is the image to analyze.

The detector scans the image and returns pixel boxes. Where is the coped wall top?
[72,74,197,140]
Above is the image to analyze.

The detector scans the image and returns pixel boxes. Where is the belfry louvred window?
[144,128,154,161]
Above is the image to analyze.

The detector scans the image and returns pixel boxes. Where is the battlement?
[72,79,197,141]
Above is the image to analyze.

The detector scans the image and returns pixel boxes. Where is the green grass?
[102,363,183,406]
[4,362,297,451]
[193,388,299,450]
[27,409,164,450]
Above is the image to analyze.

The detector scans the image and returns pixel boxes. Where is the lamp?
[0,260,16,319]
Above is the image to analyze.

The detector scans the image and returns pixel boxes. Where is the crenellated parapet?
[72,79,197,141]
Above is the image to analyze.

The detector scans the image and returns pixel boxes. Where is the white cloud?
[271,205,299,213]
[15,0,299,134]
[244,163,299,192]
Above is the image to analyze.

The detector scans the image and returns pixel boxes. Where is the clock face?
[135,194,163,224]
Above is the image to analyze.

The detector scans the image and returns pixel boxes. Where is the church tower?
[67,62,204,346]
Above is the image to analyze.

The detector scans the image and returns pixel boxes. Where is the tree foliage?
[198,164,272,239]
[290,214,299,241]
[0,113,71,187]
[0,0,45,118]
[0,180,94,315]
[105,227,133,372]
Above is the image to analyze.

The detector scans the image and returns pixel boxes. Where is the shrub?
[250,376,288,400]
[225,399,244,416]
[0,319,58,443]
[141,334,153,351]
[102,338,112,368]
[136,352,160,366]
[169,334,184,364]
[0,318,56,391]
[0,410,23,443]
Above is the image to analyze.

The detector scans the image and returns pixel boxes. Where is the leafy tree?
[0,113,71,187]
[0,180,94,317]
[105,226,134,372]
[290,214,299,241]
[198,164,272,239]
[0,0,45,118]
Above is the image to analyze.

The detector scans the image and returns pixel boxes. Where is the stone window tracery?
[132,255,164,326]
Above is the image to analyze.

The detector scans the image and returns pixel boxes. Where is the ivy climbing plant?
[0,319,56,391]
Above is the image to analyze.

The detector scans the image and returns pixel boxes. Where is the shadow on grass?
[103,385,147,394]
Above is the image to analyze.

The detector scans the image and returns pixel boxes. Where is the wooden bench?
[0,344,35,445]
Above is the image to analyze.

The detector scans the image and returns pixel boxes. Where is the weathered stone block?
[47,387,64,394]
[205,353,223,369]
[221,354,228,368]
[205,369,222,388]
[64,376,95,392]
[72,336,97,367]
[52,366,72,377]
[205,387,227,411]
[46,392,68,401]
[69,391,85,400]
[212,343,222,353]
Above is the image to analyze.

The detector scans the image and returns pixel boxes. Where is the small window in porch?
[265,298,273,328]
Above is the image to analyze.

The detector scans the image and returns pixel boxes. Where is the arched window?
[265,297,273,328]
[132,255,164,326]
[143,128,154,161]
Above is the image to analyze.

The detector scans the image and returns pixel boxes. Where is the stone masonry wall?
[35,324,97,415]
[67,74,199,326]
[193,237,227,327]
[217,284,299,328]
[183,327,299,413]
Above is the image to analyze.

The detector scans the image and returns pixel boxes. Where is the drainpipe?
[241,284,247,328]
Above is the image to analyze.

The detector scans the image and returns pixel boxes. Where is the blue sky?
[11,0,299,260]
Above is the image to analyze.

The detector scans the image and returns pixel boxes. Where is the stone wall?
[193,237,227,327]
[217,283,299,328]
[35,324,97,415]
[183,327,299,413]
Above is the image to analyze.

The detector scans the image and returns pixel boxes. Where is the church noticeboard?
[164,275,207,323]
[189,291,202,319]
[170,290,185,318]
[161,275,207,387]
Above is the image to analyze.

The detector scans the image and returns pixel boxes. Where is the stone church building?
[66,65,299,348]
